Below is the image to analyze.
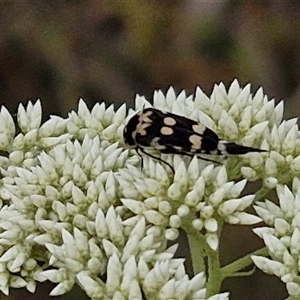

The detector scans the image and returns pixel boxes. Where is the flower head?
[253,178,300,298]
[0,80,293,298]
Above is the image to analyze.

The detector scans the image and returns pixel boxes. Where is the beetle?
[123,107,265,172]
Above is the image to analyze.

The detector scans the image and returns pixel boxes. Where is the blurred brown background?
[1,1,298,299]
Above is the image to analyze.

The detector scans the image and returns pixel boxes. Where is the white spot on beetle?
[164,117,176,126]
[161,126,173,135]
[189,134,202,149]
[192,124,206,135]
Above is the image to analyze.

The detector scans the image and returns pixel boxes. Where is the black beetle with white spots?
[124,107,266,172]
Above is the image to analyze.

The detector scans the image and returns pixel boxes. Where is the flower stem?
[253,186,270,202]
[182,214,224,297]
[206,247,222,297]
[182,213,208,274]
[221,247,268,278]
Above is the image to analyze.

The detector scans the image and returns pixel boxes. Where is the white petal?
[263,177,278,189]
[241,167,257,180]
[252,256,285,277]
[274,218,290,236]
[144,210,166,226]
[167,183,182,200]
[165,228,179,240]
[169,215,181,228]
[291,156,300,174]
[207,292,230,300]
[177,205,190,217]
[206,233,219,250]
[204,219,218,232]
[9,276,27,288]
[290,228,300,254]
[158,279,176,298]
[287,282,300,296]
[106,253,122,294]
[229,212,261,225]
[122,199,145,215]
[76,271,104,298]
[265,158,277,177]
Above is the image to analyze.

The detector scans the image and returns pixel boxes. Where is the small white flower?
[17,101,42,133]
[206,233,219,251]
[207,293,230,300]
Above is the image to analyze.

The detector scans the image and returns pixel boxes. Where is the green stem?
[205,246,222,297]
[181,213,209,274]
[205,220,224,297]
[182,213,225,297]
[186,228,206,273]
[182,214,268,297]
[253,186,270,202]
[221,247,268,278]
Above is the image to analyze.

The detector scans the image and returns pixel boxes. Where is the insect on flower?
[123,107,266,173]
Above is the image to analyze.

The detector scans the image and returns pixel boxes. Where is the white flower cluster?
[0,100,131,295]
[0,79,297,299]
[44,215,227,300]
[0,97,230,299]
[120,159,261,251]
[253,178,300,298]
